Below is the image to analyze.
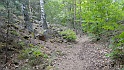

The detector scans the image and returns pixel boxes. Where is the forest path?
[45,35,115,70]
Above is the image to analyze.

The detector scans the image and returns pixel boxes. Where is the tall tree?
[79,0,83,36]
[40,0,48,29]
[22,0,33,32]
[73,0,76,31]
[5,0,10,63]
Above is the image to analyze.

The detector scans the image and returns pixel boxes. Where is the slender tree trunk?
[79,0,82,36]
[5,0,10,63]
[73,0,76,32]
[40,0,48,29]
[29,0,32,22]
[22,0,33,32]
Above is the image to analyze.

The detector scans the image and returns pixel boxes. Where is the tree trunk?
[22,0,33,32]
[79,0,83,36]
[40,0,48,29]
[73,0,76,33]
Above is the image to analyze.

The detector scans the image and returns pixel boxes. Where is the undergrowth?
[106,32,124,60]
[60,29,77,41]
[18,45,49,66]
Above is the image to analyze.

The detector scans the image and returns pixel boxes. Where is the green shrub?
[19,47,48,59]
[121,67,124,70]
[10,30,20,36]
[0,3,5,10]
[60,29,77,41]
[18,41,25,48]
[106,32,124,59]
[18,46,49,66]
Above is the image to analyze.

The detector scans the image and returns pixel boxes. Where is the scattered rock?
[38,35,46,41]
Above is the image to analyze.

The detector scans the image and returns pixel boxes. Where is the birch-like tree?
[40,0,48,29]
[73,0,76,29]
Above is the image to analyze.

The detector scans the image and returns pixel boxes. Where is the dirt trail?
[45,35,117,70]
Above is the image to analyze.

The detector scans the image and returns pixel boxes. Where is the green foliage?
[44,0,74,25]
[81,0,124,60]
[45,66,54,70]
[43,54,49,58]
[29,44,34,47]
[18,41,25,48]
[18,46,49,65]
[19,47,48,59]
[10,30,20,36]
[60,29,77,41]
[106,32,124,59]
[81,0,124,37]
[44,0,64,24]
[121,67,124,70]
[0,2,5,10]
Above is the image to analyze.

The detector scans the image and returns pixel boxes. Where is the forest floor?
[44,34,120,70]
[0,20,122,70]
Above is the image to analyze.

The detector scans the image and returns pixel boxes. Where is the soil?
[0,21,122,70]
[44,35,120,70]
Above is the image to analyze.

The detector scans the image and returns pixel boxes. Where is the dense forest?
[0,0,124,70]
